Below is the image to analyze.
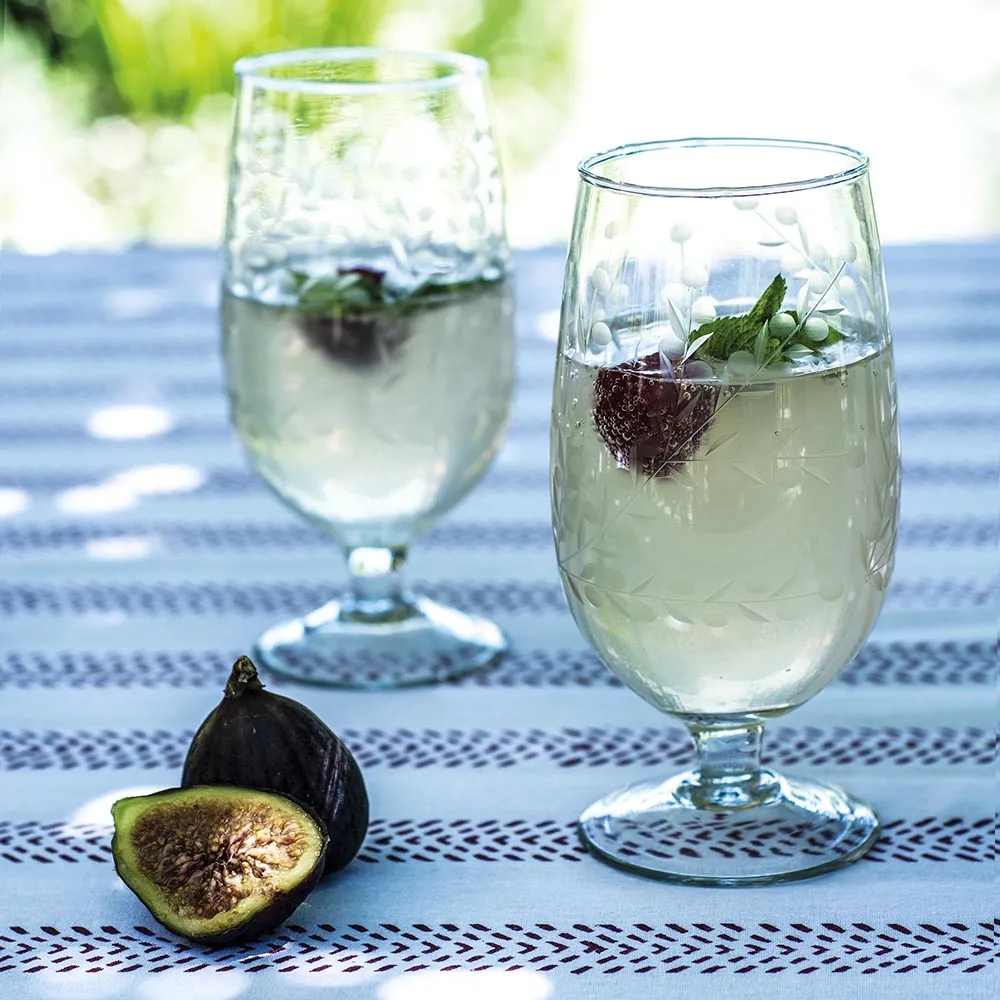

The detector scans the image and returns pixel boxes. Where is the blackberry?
[593,353,719,477]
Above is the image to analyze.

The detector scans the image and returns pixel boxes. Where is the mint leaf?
[686,273,848,368]
[289,268,500,317]
[693,314,757,363]
[748,274,787,325]
[292,267,400,316]
[696,275,785,363]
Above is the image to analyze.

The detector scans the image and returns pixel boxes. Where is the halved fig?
[111,785,327,944]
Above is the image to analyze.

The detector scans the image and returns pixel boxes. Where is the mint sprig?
[695,274,784,363]
[290,268,500,317]
[291,267,409,316]
[692,273,841,367]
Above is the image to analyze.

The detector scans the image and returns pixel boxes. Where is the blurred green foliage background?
[5,1,996,251]
[2,0,579,250]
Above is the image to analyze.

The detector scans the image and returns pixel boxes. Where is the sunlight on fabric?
[25,968,127,999]
[535,308,561,342]
[86,404,174,440]
[55,482,137,515]
[137,970,250,1000]
[85,535,160,560]
[198,279,220,307]
[0,487,29,518]
[276,963,381,989]
[378,969,553,1000]
[56,464,204,518]
[111,463,205,495]
[495,441,521,465]
[103,287,169,320]
[66,786,162,828]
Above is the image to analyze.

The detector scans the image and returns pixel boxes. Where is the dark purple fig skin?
[111,785,328,946]
[182,658,369,876]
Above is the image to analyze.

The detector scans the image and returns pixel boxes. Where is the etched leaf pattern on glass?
[550,197,900,716]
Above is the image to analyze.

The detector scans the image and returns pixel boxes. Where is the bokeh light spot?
[111,463,205,495]
[0,488,29,518]
[86,405,175,440]
[378,969,553,1000]
[55,483,137,515]
[85,535,159,560]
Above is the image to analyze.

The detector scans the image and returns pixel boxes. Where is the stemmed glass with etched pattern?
[551,138,900,884]
[221,50,515,688]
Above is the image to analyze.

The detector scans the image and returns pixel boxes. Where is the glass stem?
[341,546,410,623]
[684,720,779,810]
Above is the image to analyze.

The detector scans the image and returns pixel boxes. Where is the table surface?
[0,244,996,998]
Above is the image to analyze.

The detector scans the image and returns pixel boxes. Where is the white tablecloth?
[0,245,996,998]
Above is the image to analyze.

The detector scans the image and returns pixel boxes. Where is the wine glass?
[551,138,900,884]
[221,49,515,688]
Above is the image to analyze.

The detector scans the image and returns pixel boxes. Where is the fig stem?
[226,656,266,698]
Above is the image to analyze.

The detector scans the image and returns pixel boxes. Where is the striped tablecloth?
[1,244,996,998]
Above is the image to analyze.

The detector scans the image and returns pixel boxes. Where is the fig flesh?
[182,656,369,875]
[111,785,327,944]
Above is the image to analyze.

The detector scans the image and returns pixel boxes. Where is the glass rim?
[578,137,870,198]
[233,47,486,95]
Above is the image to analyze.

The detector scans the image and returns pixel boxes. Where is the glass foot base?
[578,769,880,886]
[254,595,506,689]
